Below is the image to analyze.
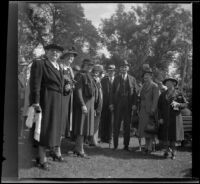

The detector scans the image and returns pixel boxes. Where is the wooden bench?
[182,116,192,147]
[182,115,192,134]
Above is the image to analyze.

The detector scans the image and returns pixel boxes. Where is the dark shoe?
[36,161,50,171]
[113,147,117,151]
[163,151,169,158]
[49,151,64,162]
[171,151,176,160]
[123,146,130,151]
[89,143,98,147]
[73,150,90,159]
[143,149,152,154]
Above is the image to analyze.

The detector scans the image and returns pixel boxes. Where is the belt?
[46,86,63,94]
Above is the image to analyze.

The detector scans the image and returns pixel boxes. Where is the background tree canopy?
[18,2,192,92]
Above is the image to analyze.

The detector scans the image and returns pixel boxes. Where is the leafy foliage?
[100,3,192,85]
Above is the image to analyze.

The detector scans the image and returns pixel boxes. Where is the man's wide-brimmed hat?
[119,60,129,67]
[44,44,64,52]
[82,58,94,66]
[107,64,116,71]
[162,78,178,87]
[60,46,78,59]
[142,67,153,77]
[92,64,104,73]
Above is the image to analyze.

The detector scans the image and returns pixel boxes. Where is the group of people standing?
[19,43,188,171]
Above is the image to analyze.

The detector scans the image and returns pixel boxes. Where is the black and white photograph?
[4,1,196,181]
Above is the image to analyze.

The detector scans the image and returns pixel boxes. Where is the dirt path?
[18,130,192,179]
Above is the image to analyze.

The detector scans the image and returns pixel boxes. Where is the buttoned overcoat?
[29,58,64,147]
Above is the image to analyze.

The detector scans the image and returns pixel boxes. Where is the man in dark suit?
[100,64,116,146]
[110,60,138,151]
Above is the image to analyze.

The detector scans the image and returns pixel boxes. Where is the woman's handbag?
[144,114,158,134]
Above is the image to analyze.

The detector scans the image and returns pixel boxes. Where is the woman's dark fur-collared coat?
[29,58,64,148]
[73,71,96,136]
[158,90,187,142]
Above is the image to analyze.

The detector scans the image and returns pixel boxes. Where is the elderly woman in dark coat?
[158,78,187,160]
[73,59,95,157]
[29,44,64,170]
[59,47,78,139]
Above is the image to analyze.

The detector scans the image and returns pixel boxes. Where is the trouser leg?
[123,113,131,148]
[113,108,122,149]
[145,137,153,151]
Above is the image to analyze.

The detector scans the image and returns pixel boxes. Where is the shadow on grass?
[84,146,166,160]
[181,168,192,178]
[59,137,167,160]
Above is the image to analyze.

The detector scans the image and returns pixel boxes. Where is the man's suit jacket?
[112,74,138,108]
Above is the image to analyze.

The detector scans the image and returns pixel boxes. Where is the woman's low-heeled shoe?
[49,152,64,162]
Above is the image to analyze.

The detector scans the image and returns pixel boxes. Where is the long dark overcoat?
[158,90,187,142]
[29,58,64,148]
[61,68,73,138]
[100,76,114,143]
[73,71,96,136]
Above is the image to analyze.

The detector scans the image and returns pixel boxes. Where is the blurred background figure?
[99,64,116,147]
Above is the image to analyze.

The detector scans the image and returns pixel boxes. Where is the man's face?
[107,70,115,77]
[85,64,93,72]
[120,66,129,74]
[143,73,152,82]
[46,49,62,61]
[93,71,100,77]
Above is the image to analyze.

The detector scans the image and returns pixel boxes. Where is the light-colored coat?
[138,81,159,138]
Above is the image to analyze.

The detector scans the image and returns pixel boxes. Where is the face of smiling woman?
[46,49,62,61]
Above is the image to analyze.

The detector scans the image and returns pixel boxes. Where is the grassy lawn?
[18,130,192,179]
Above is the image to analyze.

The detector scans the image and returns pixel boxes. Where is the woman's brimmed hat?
[44,44,64,52]
[60,46,78,59]
[162,78,178,87]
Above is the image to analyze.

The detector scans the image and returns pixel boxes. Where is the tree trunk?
[181,45,189,91]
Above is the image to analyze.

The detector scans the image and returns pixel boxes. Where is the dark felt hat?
[82,58,94,66]
[92,64,104,73]
[119,60,129,67]
[60,46,78,59]
[162,78,178,87]
[142,67,153,77]
[107,64,116,70]
[44,44,64,52]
